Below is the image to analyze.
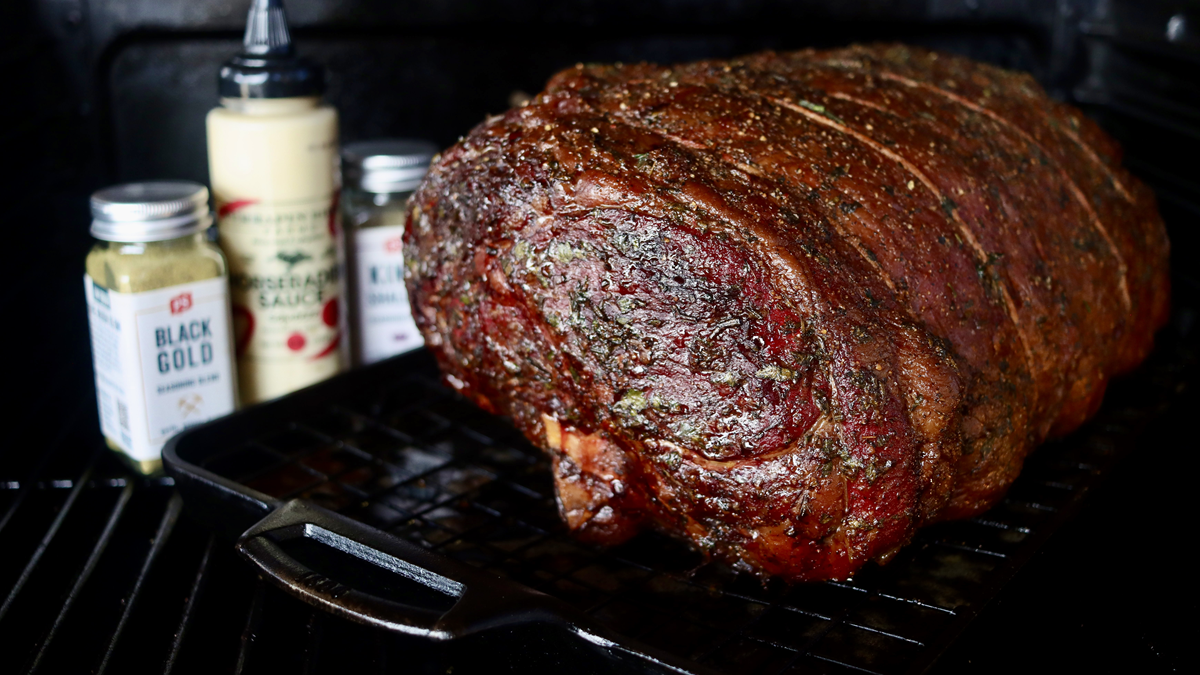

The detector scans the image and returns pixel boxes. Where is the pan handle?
[236,499,570,640]
[236,500,703,673]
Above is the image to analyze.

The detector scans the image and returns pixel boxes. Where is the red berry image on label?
[311,331,340,361]
[287,332,306,351]
[322,297,339,327]
[231,304,254,356]
[217,199,257,219]
[328,192,340,236]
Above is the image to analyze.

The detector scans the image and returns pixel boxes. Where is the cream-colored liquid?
[207,97,344,404]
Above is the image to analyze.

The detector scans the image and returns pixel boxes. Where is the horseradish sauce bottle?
[84,182,238,474]
[207,0,343,404]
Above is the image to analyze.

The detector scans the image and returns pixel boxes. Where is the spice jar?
[341,139,438,365]
[84,182,238,474]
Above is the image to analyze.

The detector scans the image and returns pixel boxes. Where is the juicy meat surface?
[404,44,1171,581]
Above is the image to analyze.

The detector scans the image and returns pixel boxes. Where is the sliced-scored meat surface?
[405,44,1170,580]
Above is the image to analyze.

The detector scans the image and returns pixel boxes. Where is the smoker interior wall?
[1077,41,1200,263]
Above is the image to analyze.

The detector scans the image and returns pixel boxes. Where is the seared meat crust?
[405,44,1170,581]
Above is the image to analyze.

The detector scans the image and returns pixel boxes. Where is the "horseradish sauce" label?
[84,275,237,461]
[218,197,343,403]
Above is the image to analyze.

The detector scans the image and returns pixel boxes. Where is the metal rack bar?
[25,481,134,674]
[233,581,267,675]
[163,534,218,675]
[301,607,324,675]
[96,492,183,675]
[0,445,100,622]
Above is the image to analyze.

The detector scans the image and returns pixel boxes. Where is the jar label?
[84,275,237,461]
[217,197,343,403]
[355,224,424,364]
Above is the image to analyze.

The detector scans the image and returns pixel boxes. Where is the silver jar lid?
[90,181,213,242]
[342,139,438,194]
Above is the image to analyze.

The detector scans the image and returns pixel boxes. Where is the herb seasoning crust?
[404,44,1171,582]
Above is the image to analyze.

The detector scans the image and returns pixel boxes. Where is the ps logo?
[170,292,194,315]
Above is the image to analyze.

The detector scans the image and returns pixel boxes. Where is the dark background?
[2,0,1197,673]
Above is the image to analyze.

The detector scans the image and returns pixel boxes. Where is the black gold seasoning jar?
[341,139,438,365]
[84,182,238,473]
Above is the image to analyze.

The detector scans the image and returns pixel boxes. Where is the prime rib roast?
[404,44,1170,581]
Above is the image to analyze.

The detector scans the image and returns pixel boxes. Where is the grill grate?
[0,438,440,675]
[185,326,1188,675]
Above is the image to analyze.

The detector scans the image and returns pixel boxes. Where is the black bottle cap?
[218,0,324,99]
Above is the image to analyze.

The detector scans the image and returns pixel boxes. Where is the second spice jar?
[341,139,438,365]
